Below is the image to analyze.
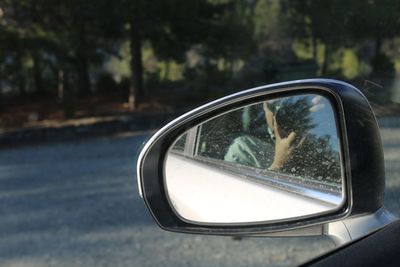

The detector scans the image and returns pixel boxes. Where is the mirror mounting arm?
[250,207,395,247]
[327,207,395,245]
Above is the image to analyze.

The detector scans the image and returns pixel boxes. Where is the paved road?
[0,128,399,267]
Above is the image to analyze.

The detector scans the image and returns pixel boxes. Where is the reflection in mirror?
[165,94,344,224]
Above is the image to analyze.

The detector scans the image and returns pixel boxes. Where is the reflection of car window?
[196,109,244,160]
[193,95,343,190]
[172,94,344,196]
[196,104,272,162]
[171,133,187,152]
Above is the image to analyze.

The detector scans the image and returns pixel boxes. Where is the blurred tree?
[349,0,399,103]
[282,0,352,75]
[0,0,117,99]
[242,0,297,85]
[203,0,255,73]
[254,0,293,61]
[349,0,400,74]
[182,0,256,93]
[0,0,31,95]
[108,0,257,109]
[114,0,240,109]
[3,0,399,110]
[37,0,119,95]
[0,0,256,109]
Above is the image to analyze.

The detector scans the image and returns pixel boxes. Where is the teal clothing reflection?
[224,135,274,169]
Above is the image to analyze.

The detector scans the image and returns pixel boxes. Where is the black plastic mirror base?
[137,79,385,236]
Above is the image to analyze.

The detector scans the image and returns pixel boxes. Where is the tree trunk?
[12,0,26,95]
[321,44,329,76]
[371,36,382,75]
[76,24,91,95]
[374,36,382,59]
[128,23,144,110]
[164,61,170,81]
[76,56,90,95]
[248,0,258,16]
[57,69,64,104]
[311,35,317,61]
[16,49,26,95]
[32,51,43,95]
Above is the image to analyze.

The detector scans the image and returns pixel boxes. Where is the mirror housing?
[137,79,386,237]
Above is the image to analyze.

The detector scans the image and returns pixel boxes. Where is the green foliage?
[1,0,400,106]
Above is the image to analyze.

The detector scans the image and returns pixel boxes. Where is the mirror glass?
[165,93,345,224]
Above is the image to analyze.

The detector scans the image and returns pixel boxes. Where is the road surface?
[0,128,399,267]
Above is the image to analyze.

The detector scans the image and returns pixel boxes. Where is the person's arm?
[269,117,297,171]
[263,102,304,171]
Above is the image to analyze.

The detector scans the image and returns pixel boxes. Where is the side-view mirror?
[136,79,395,245]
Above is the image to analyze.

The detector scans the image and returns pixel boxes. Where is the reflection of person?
[224,100,305,171]
[223,96,342,188]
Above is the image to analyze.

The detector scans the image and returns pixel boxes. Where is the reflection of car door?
[165,152,336,223]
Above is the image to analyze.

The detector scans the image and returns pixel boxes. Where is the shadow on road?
[0,134,155,261]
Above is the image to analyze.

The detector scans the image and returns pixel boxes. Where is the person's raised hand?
[269,117,305,171]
